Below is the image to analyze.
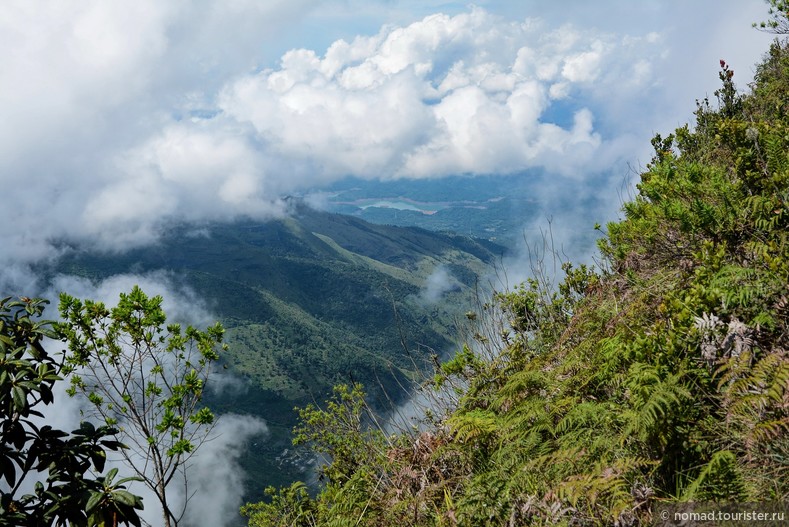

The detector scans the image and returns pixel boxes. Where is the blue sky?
[0,0,775,270]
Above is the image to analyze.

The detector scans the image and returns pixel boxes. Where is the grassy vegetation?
[243,29,789,527]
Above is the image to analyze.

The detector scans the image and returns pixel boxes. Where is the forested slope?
[243,29,789,527]
[49,203,502,493]
[53,203,501,402]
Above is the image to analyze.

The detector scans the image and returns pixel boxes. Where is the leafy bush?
[0,297,143,527]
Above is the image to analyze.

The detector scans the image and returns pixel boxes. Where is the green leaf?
[115,475,144,486]
[1,456,17,487]
[86,491,103,514]
[105,467,119,485]
[11,385,26,412]
[90,449,107,472]
[113,490,139,507]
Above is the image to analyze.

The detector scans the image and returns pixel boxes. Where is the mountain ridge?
[44,204,504,493]
[50,203,503,395]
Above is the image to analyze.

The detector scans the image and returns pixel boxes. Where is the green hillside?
[243,25,789,527]
[48,203,503,491]
[54,204,501,394]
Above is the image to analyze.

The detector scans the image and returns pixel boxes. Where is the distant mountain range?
[47,202,504,492]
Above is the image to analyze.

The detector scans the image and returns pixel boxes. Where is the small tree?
[0,296,143,526]
[58,287,225,527]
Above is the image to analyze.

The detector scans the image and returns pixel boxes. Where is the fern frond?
[681,450,748,501]
[553,402,608,436]
[500,396,552,436]
[495,369,550,410]
[447,409,498,443]
[764,131,789,176]
[621,363,691,444]
[525,446,586,475]
[722,351,789,415]
[551,455,651,525]
[746,418,789,446]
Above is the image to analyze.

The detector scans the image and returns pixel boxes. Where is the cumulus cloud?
[0,0,773,287]
[218,8,658,180]
[0,0,312,273]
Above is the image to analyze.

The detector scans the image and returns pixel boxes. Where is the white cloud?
[561,41,606,82]
[419,265,460,304]
[0,1,169,163]
[79,122,287,250]
[47,271,214,326]
[36,383,266,527]
[218,7,667,182]
[0,0,315,272]
[180,415,267,527]
[0,0,774,286]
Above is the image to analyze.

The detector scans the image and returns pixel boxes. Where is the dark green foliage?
[292,384,388,486]
[247,20,789,527]
[0,297,143,527]
[240,481,316,527]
